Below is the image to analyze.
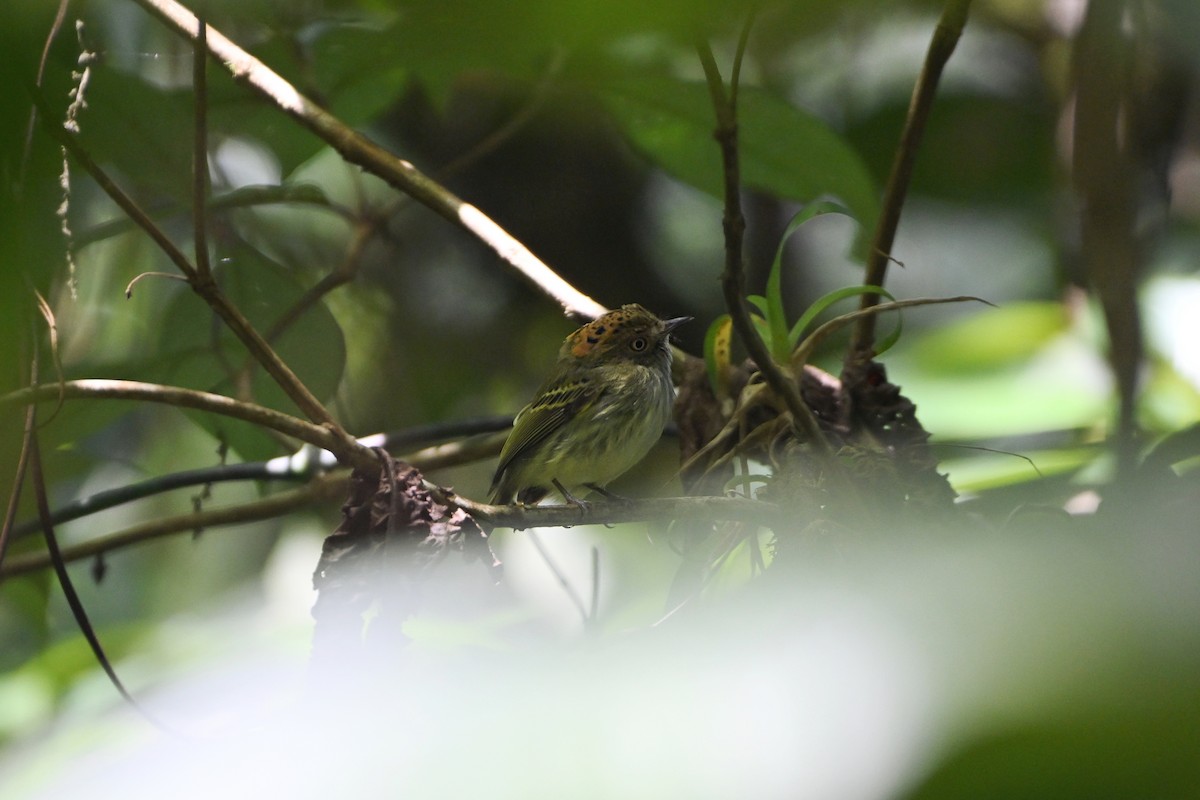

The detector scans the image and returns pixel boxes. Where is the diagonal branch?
[130,0,606,321]
[28,434,138,706]
[32,89,376,470]
[847,0,972,363]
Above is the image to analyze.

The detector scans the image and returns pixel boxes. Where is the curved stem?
[696,42,831,455]
[3,379,349,455]
[847,0,972,363]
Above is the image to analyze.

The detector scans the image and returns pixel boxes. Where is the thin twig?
[225,216,376,396]
[32,289,66,426]
[675,382,769,480]
[526,530,591,629]
[399,431,507,473]
[0,334,40,570]
[589,546,601,624]
[130,0,607,321]
[695,42,831,455]
[730,11,757,109]
[0,407,32,569]
[847,0,972,362]
[793,295,991,369]
[192,13,212,281]
[29,435,126,698]
[125,271,189,298]
[29,422,177,734]
[7,461,309,543]
[273,219,373,343]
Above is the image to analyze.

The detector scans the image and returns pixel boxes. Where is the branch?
[0,337,40,570]
[28,431,153,721]
[0,406,33,569]
[793,295,991,368]
[1073,0,1141,477]
[452,493,776,531]
[33,90,376,469]
[7,420,509,545]
[3,483,771,581]
[398,431,507,473]
[7,461,303,543]
[847,0,972,362]
[1,472,348,581]
[192,13,212,282]
[3,379,349,454]
[129,0,607,321]
[696,42,831,455]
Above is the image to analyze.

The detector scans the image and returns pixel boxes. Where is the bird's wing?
[491,376,602,492]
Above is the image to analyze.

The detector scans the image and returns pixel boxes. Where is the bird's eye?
[630,336,649,352]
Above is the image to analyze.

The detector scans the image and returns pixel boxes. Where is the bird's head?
[561,304,690,367]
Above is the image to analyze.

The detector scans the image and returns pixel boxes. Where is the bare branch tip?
[124,271,188,298]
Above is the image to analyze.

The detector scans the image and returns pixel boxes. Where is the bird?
[489,304,690,506]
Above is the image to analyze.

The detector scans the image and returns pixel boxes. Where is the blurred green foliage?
[2,0,1199,796]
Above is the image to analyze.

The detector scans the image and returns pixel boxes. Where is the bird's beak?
[661,315,692,334]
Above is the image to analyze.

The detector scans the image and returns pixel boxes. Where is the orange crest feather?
[566,305,645,358]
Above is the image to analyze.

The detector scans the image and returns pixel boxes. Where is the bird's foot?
[552,479,593,516]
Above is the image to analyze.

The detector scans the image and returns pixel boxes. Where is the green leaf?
[764,252,789,363]
[767,201,856,358]
[602,79,879,233]
[79,66,194,201]
[703,314,733,399]
[776,199,855,255]
[747,295,770,318]
[749,313,772,352]
[789,284,895,345]
[874,310,903,357]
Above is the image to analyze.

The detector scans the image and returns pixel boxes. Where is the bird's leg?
[585,483,629,503]
[552,479,593,516]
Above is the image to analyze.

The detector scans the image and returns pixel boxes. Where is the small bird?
[490,304,691,506]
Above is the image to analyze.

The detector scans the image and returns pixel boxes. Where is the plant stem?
[696,43,831,454]
[847,0,971,364]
